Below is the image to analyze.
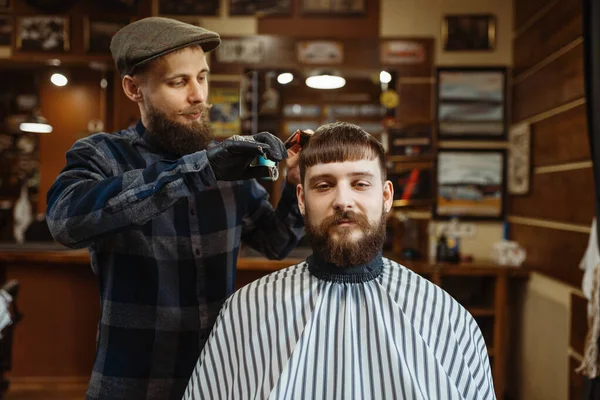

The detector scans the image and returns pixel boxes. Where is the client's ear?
[383,180,394,213]
[296,184,306,216]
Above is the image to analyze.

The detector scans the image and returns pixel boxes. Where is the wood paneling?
[513,0,582,77]
[509,167,594,225]
[570,292,588,356]
[39,68,104,214]
[5,262,98,377]
[397,83,433,123]
[512,42,584,122]
[258,0,379,39]
[515,0,556,32]
[569,356,584,400]
[532,104,590,166]
[510,224,586,286]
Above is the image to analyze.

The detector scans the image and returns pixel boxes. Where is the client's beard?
[144,103,214,156]
[305,208,387,267]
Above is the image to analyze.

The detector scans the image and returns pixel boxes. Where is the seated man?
[183,122,495,400]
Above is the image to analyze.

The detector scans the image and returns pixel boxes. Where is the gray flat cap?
[110,17,221,77]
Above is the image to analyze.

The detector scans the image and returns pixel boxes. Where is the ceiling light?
[305,72,346,90]
[19,110,53,134]
[277,72,293,84]
[50,73,68,87]
[380,71,392,84]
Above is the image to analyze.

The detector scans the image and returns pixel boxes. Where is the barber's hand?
[206,132,287,181]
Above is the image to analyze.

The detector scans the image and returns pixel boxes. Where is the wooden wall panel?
[5,263,98,377]
[39,68,104,214]
[397,83,433,123]
[532,104,590,167]
[512,42,584,122]
[510,224,586,287]
[509,168,594,225]
[515,0,555,32]
[258,0,379,38]
[513,0,582,77]
[570,292,587,356]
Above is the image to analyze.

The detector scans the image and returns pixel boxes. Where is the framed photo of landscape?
[433,149,506,220]
[436,67,507,140]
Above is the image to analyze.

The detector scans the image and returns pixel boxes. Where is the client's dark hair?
[299,121,387,184]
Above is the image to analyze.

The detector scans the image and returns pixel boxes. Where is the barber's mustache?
[178,103,213,116]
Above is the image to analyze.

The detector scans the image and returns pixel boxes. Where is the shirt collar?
[307,251,383,284]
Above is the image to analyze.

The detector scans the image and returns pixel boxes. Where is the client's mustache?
[320,210,370,230]
[178,103,213,116]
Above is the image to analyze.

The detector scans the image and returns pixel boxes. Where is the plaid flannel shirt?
[46,121,305,400]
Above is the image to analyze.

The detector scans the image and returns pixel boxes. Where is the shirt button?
[195,249,200,256]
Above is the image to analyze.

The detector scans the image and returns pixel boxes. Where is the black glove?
[206,132,287,181]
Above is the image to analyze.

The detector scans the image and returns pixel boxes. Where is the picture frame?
[380,40,426,65]
[297,40,344,64]
[16,16,69,52]
[209,86,241,138]
[507,123,531,195]
[229,0,291,16]
[433,149,506,220]
[442,14,496,51]
[158,0,219,16]
[436,67,507,140]
[0,15,11,47]
[302,0,366,15]
[84,16,130,53]
[387,123,434,158]
[388,162,435,207]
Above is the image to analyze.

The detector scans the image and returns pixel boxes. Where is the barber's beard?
[305,208,387,267]
[144,102,214,156]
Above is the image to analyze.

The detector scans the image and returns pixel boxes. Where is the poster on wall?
[380,40,426,65]
[209,87,241,138]
[508,123,531,195]
[216,38,264,64]
[297,41,343,64]
[434,149,506,220]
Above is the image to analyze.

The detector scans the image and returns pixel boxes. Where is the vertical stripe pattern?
[184,258,496,400]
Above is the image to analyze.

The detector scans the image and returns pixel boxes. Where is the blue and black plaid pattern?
[46,121,305,400]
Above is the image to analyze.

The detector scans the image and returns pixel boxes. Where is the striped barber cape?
[183,255,496,400]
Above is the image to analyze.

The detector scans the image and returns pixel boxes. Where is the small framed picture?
[16,16,69,52]
[0,15,11,46]
[434,149,506,220]
[159,0,219,16]
[388,162,435,207]
[229,0,291,16]
[84,16,130,53]
[442,14,496,51]
[436,67,507,140]
[302,0,366,15]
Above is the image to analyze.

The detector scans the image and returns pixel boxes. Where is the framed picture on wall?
[84,16,130,53]
[301,0,366,15]
[158,0,219,16]
[388,162,435,207]
[16,16,69,52]
[209,86,241,138]
[0,15,11,46]
[229,0,291,16]
[436,67,507,140]
[442,14,496,51]
[433,149,506,220]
